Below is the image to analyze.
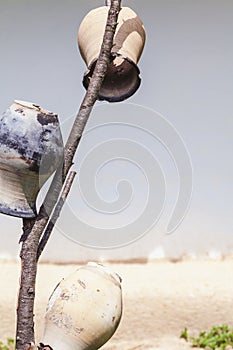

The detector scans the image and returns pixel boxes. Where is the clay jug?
[0,100,63,218]
[78,6,146,102]
[41,262,122,350]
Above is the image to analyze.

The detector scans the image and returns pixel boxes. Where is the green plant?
[0,338,14,350]
[180,325,233,349]
[181,327,189,341]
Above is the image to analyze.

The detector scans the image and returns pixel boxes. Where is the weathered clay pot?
[41,262,122,350]
[78,6,146,102]
[0,100,63,218]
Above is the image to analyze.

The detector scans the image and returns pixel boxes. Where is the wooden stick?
[16,1,122,349]
[36,171,76,261]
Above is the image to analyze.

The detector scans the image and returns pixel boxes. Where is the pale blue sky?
[0,0,233,261]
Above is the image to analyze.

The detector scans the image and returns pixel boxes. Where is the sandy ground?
[1,260,233,349]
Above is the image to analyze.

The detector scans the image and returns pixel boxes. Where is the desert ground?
[1,259,233,349]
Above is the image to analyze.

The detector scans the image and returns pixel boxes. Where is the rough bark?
[15,1,122,349]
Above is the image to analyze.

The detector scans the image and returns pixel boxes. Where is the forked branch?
[16,1,122,349]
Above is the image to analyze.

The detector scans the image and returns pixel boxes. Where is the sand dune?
[1,260,233,349]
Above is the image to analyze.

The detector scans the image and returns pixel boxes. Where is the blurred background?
[0,0,233,262]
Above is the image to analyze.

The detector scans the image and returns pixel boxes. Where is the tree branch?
[36,171,76,261]
[16,1,122,349]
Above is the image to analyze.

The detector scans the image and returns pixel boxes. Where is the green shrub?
[0,338,14,350]
[180,325,233,349]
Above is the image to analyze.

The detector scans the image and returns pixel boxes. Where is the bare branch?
[16,1,122,349]
[36,171,76,261]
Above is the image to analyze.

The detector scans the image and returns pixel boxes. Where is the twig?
[36,171,76,261]
[16,1,122,349]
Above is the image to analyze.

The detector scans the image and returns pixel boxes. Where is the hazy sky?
[0,0,233,261]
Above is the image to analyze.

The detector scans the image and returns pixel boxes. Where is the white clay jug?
[78,6,146,102]
[41,262,122,350]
